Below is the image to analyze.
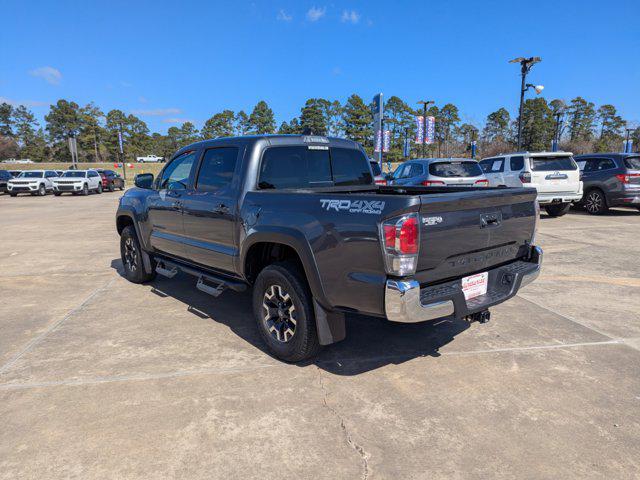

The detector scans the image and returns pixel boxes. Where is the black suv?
[574,153,640,214]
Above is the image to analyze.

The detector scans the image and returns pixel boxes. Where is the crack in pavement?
[316,367,370,480]
[0,277,116,376]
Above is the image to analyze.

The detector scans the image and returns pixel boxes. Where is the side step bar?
[155,258,247,297]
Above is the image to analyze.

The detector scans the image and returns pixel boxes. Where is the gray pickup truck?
[116,135,542,361]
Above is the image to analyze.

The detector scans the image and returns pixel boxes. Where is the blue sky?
[2,0,639,133]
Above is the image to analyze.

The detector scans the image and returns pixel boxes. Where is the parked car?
[6,170,58,196]
[0,169,13,193]
[116,135,541,362]
[136,155,164,163]
[479,152,582,217]
[52,170,103,195]
[389,158,488,187]
[96,169,125,192]
[369,159,387,185]
[573,153,640,214]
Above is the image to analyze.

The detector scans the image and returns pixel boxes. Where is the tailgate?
[529,156,580,194]
[414,187,537,284]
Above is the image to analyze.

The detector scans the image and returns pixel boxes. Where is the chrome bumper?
[385,246,543,323]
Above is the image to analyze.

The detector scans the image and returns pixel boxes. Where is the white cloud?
[341,10,360,24]
[0,96,48,108]
[306,6,326,22]
[131,108,182,116]
[162,117,194,124]
[277,9,292,21]
[29,66,62,85]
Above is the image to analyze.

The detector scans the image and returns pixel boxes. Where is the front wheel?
[120,226,156,283]
[584,190,608,215]
[252,262,321,362]
[38,184,46,196]
[544,202,571,217]
[82,183,89,196]
[96,183,103,194]
[10,193,17,197]
[54,192,62,196]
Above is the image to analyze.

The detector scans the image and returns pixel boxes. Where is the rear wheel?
[96,183,103,194]
[544,202,571,217]
[10,193,17,197]
[120,225,156,283]
[109,182,115,192]
[584,189,608,215]
[252,262,321,362]
[82,183,89,196]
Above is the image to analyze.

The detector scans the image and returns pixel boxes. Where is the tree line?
[1,95,637,164]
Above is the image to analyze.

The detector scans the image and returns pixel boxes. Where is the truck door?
[147,150,198,259]
[181,146,241,273]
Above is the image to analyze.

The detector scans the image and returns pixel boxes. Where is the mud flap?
[313,299,346,345]
[140,249,154,276]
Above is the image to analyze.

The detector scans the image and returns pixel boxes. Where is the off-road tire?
[252,262,321,362]
[544,202,571,217]
[120,225,156,283]
[584,189,608,215]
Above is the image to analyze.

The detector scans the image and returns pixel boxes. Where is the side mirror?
[134,173,154,189]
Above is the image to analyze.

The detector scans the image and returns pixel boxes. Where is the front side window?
[408,164,423,177]
[159,151,197,190]
[429,161,483,177]
[393,164,408,179]
[196,147,239,192]
[530,156,577,171]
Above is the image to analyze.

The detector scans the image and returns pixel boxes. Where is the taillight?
[615,173,640,184]
[519,171,532,183]
[474,179,489,186]
[421,180,445,186]
[375,179,387,185]
[380,213,420,276]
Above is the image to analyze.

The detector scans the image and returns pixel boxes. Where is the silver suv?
[390,158,488,187]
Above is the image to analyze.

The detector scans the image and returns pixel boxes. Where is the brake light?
[519,171,532,183]
[474,179,489,186]
[375,179,387,185]
[380,213,420,276]
[615,173,640,184]
[421,180,445,186]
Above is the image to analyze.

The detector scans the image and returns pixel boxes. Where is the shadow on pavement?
[110,258,470,376]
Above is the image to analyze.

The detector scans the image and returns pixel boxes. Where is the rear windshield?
[63,171,86,178]
[18,171,44,178]
[429,161,483,178]
[530,156,577,171]
[624,157,640,170]
[258,146,372,189]
[369,162,382,176]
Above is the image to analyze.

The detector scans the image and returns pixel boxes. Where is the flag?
[415,116,424,144]
[383,130,391,152]
[425,116,435,144]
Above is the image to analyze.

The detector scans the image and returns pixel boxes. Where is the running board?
[153,257,247,295]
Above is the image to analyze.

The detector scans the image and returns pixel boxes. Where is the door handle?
[214,203,229,214]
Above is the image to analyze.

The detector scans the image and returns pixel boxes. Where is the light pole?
[417,100,434,157]
[509,57,543,150]
[552,112,564,152]
[624,128,634,153]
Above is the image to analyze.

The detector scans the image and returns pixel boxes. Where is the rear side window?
[196,147,239,192]
[258,146,372,189]
[510,156,524,171]
[408,164,423,177]
[530,156,577,171]
[429,161,483,178]
[480,158,504,173]
[369,162,382,176]
[625,157,640,170]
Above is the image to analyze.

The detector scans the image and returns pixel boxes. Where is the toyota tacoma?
[116,135,542,361]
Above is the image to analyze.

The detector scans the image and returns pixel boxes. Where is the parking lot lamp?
[509,57,542,150]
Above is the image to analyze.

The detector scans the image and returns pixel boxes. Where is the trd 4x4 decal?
[320,199,385,215]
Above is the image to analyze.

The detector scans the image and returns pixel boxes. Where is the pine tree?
[300,99,327,135]
[594,105,625,152]
[342,94,372,150]
[567,97,596,141]
[521,98,554,151]
[235,110,250,135]
[202,110,236,139]
[248,101,275,134]
[44,99,83,161]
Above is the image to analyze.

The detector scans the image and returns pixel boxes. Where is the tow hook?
[466,309,491,324]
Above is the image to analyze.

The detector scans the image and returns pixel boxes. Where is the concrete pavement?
[1,192,639,479]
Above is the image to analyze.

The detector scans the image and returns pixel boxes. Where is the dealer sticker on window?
[461,272,488,300]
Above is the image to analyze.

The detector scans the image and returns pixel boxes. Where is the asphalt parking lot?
[1,193,639,479]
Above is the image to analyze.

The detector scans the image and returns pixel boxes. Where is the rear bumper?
[385,246,542,323]
[536,192,582,204]
[608,192,640,206]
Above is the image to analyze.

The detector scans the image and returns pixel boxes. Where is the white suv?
[480,152,583,217]
[52,170,103,196]
[7,170,58,196]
